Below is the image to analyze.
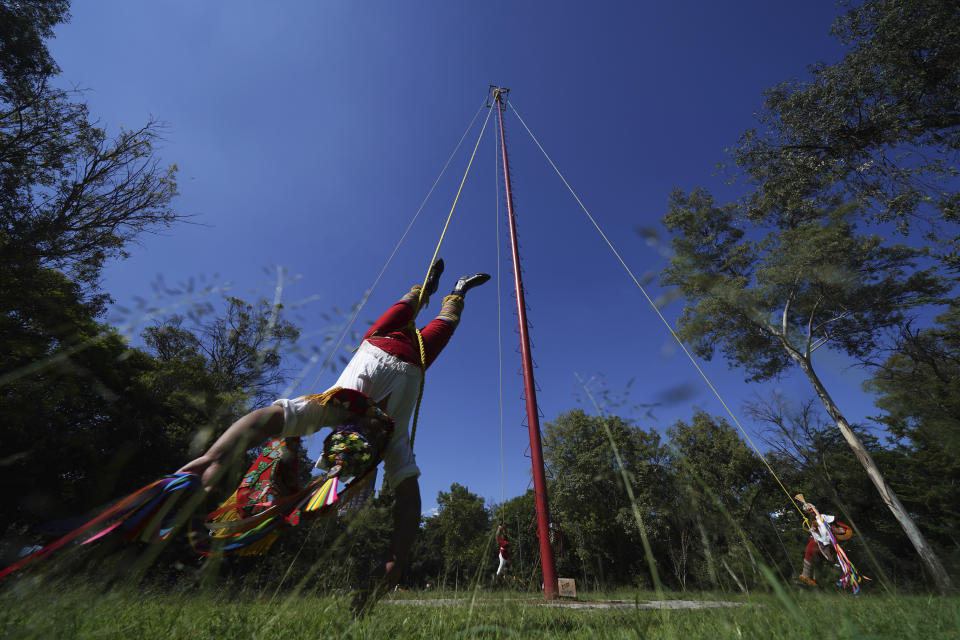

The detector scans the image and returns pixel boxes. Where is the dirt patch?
[384,598,746,610]
[540,599,745,610]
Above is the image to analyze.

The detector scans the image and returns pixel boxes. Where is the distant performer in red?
[496,524,511,578]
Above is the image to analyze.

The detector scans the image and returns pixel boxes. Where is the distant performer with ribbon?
[794,493,864,594]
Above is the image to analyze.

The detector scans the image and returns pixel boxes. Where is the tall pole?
[494,87,558,600]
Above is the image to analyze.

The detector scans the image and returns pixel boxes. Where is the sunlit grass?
[2,581,958,639]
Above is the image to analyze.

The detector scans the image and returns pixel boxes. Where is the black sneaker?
[424,259,444,296]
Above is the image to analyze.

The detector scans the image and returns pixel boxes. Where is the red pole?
[494,89,558,600]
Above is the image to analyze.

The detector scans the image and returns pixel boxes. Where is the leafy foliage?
[865,305,960,547]
[543,409,667,587]
[731,0,960,244]
[661,188,945,382]
[0,1,70,99]
[142,296,300,427]
[0,292,299,565]
[2,2,182,288]
[417,483,491,589]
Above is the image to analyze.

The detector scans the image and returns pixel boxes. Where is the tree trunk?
[793,354,953,594]
[721,558,748,594]
[694,511,719,589]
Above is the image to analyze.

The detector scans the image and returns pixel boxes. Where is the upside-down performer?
[794,493,863,594]
[2,261,491,612]
[495,524,510,578]
[179,260,491,609]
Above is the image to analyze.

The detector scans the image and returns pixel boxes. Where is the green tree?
[0,293,300,564]
[730,0,960,258]
[0,264,165,564]
[136,297,300,483]
[543,409,667,588]
[2,1,181,289]
[0,1,69,101]
[665,412,776,592]
[865,305,960,549]
[0,5,183,446]
[660,188,951,591]
[421,483,490,590]
[140,297,300,459]
[1,0,188,518]
[407,510,443,588]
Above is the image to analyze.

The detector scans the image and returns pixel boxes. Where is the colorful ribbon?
[0,473,201,580]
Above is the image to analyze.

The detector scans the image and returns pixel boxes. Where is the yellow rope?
[508,100,808,526]
[409,105,494,449]
[305,100,487,394]
[409,327,427,449]
[416,106,494,307]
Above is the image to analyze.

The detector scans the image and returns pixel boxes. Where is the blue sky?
[47,2,878,513]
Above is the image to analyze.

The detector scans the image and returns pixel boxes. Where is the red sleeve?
[364,299,416,340]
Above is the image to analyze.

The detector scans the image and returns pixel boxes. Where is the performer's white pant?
[496,552,508,576]
[275,342,423,488]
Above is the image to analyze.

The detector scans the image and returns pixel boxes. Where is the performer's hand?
[177,454,223,491]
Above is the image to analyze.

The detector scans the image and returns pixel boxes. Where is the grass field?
[2,581,958,639]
